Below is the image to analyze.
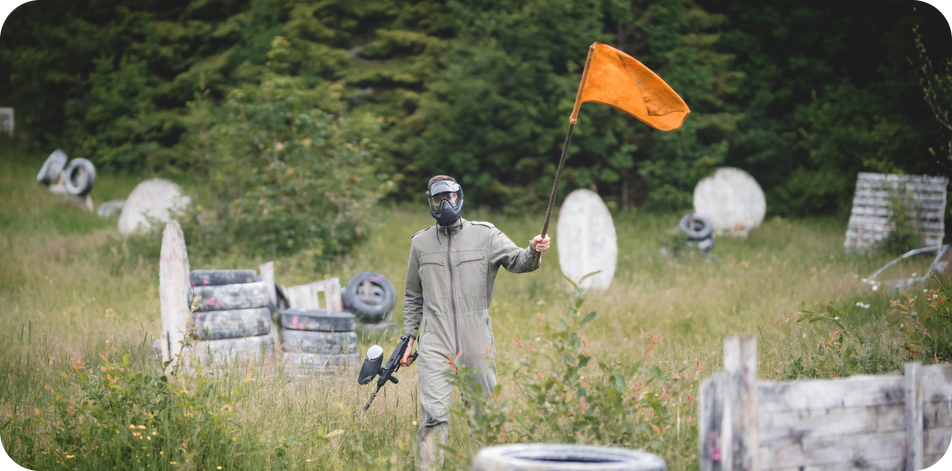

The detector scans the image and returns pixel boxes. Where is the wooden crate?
[699,336,952,470]
[845,173,948,251]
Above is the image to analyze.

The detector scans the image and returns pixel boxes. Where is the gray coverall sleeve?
[403,243,424,337]
[489,231,540,274]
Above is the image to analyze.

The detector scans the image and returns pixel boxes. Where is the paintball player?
[400,175,551,469]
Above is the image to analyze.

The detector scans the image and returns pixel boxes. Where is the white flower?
[924,289,929,293]
[835,317,840,320]
[856,302,863,307]
[872,285,879,291]
[864,304,870,309]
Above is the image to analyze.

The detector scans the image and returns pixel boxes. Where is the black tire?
[279,309,356,332]
[192,282,270,312]
[190,269,258,287]
[63,158,96,196]
[188,334,274,364]
[342,272,396,323]
[36,150,68,185]
[281,330,358,354]
[679,214,713,240]
[472,444,666,471]
[282,353,359,375]
[190,307,272,340]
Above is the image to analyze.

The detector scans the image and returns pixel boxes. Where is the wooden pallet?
[699,336,952,470]
[845,173,948,251]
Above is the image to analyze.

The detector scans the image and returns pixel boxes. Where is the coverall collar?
[436,217,464,236]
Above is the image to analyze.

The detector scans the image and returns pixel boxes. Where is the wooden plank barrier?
[284,278,343,312]
[699,336,952,471]
[844,173,948,251]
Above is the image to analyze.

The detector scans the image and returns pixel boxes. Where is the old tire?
[190,307,272,340]
[279,309,355,332]
[281,330,358,354]
[37,150,68,185]
[190,269,258,287]
[342,272,396,323]
[186,334,274,364]
[679,214,713,240]
[192,282,270,312]
[63,158,96,196]
[472,444,666,471]
[282,353,359,375]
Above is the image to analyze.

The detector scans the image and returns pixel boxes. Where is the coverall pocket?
[419,253,449,302]
[454,253,488,310]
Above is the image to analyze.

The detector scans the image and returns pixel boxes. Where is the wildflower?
[66,455,74,459]
[864,304,870,309]
[872,285,879,291]
[307,459,312,463]
[218,467,222,470]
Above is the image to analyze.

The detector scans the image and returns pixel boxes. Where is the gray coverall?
[403,217,540,468]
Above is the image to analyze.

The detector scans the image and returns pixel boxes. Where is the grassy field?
[0,141,930,470]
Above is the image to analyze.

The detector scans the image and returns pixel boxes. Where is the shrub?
[182,37,394,260]
[893,275,952,363]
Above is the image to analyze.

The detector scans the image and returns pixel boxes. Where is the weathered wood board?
[159,221,190,363]
[284,278,343,311]
[693,167,766,237]
[119,178,191,236]
[556,189,617,291]
[844,173,948,251]
[0,108,13,136]
[699,337,952,471]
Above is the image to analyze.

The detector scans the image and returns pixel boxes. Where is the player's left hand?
[530,235,551,253]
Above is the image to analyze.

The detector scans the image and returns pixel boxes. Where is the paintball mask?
[425,180,464,226]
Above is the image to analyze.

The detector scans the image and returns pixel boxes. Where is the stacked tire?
[280,308,359,376]
[342,272,397,335]
[188,269,275,364]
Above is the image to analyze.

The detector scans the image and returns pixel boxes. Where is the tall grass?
[0,141,922,470]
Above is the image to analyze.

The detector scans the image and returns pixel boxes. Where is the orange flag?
[570,43,689,131]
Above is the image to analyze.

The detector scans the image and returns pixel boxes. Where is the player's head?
[425,175,464,226]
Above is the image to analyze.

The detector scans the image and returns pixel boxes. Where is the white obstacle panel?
[159,220,191,365]
[119,178,191,236]
[556,189,617,291]
[0,108,13,136]
[844,173,948,251]
[693,167,766,237]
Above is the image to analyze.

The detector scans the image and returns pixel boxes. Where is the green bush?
[893,277,952,363]
[182,37,394,260]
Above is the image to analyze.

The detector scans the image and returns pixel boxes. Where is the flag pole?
[534,44,596,269]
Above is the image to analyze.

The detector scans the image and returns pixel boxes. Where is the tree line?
[2,0,951,218]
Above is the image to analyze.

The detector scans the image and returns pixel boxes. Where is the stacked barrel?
[279,308,359,375]
[188,269,275,364]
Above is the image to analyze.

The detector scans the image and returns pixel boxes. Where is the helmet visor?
[426,180,462,210]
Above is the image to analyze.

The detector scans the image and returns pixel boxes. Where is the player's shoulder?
[410,226,433,239]
[467,220,497,230]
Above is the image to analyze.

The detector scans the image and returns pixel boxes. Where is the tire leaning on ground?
[678,214,713,240]
[472,444,666,471]
[279,309,356,332]
[36,149,68,185]
[342,272,396,323]
[190,307,272,340]
[190,269,258,287]
[281,330,358,354]
[62,158,97,196]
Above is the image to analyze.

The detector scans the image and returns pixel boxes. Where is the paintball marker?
[358,333,417,411]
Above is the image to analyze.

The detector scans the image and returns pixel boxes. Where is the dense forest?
[2,0,951,218]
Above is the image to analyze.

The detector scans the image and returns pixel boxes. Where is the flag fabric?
[570,43,689,131]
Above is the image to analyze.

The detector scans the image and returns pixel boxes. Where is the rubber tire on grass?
[281,330,358,354]
[187,334,274,365]
[472,444,666,471]
[282,353,359,375]
[342,272,396,323]
[190,269,258,287]
[678,214,713,240]
[192,282,270,312]
[279,309,356,332]
[36,150,68,185]
[63,158,96,196]
[191,307,272,340]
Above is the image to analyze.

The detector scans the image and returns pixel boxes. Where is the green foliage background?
[2,0,952,217]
